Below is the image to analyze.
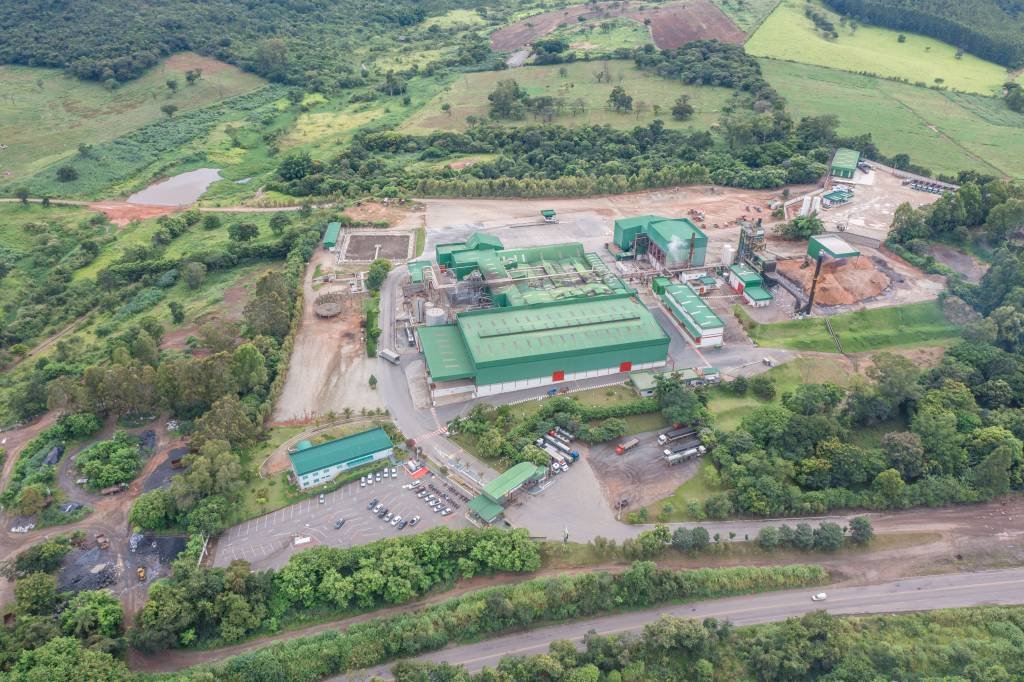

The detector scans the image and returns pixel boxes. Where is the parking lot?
[588,430,703,509]
[212,468,471,570]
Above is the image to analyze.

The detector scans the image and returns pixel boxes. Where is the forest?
[823,0,1024,67]
[0,0,503,87]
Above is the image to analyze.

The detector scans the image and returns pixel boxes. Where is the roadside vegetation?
[395,604,1024,681]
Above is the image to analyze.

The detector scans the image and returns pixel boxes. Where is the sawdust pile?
[777,256,890,306]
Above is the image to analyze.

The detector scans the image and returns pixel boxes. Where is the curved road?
[342,567,1024,680]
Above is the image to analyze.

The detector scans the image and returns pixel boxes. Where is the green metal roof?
[466,232,503,250]
[647,219,707,254]
[419,325,474,382]
[744,285,773,302]
[809,235,860,259]
[408,261,430,284]
[663,284,724,331]
[468,495,505,522]
[323,222,341,248]
[289,427,392,477]
[831,148,860,171]
[457,294,668,367]
[482,462,546,501]
[296,440,313,450]
[730,263,762,285]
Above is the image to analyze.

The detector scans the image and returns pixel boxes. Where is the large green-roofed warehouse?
[418,293,670,399]
[289,427,394,490]
[612,216,707,269]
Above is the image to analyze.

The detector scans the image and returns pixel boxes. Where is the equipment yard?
[586,430,704,511]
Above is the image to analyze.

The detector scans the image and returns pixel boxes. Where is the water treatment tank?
[720,243,735,266]
[425,306,447,326]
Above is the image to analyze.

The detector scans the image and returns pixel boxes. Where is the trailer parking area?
[587,429,703,510]
[211,470,470,570]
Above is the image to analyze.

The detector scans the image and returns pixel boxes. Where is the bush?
[749,375,777,400]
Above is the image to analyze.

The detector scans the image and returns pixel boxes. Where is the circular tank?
[425,307,447,326]
[720,243,735,266]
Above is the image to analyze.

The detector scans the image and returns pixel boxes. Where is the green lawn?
[0,54,266,182]
[749,301,961,353]
[747,0,1019,95]
[402,60,731,133]
[548,18,653,53]
[761,59,1024,178]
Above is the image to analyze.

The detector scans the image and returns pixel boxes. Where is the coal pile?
[58,547,117,593]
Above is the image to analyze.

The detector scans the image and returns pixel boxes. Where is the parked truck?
[544,434,571,455]
[664,446,705,464]
[663,438,702,457]
[657,427,695,445]
[99,483,126,496]
[615,438,639,455]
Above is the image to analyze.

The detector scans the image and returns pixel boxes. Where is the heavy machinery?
[541,209,558,224]
[136,567,146,582]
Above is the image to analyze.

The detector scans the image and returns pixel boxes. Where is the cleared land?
[490,0,743,51]
[748,301,960,353]
[548,18,653,52]
[746,0,1020,95]
[710,0,781,33]
[761,59,1024,178]
[0,54,265,182]
[402,61,731,133]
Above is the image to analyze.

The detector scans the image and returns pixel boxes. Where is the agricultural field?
[402,60,732,133]
[548,18,653,53]
[746,0,1020,95]
[0,54,266,183]
[710,0,781,33]
[761,59,1024,178]
[748,301,961,353]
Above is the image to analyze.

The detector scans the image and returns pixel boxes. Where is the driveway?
[212,468,470,570]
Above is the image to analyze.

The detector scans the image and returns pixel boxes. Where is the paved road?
[342,567,1024,680]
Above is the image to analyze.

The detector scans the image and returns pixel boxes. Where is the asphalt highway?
[340,567,1024,680]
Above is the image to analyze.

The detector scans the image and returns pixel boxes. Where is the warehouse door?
[552,370,565,381]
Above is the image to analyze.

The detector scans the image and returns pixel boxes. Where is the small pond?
[127,168,222,206]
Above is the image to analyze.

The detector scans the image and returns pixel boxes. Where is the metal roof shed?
[465,232,504,251]
[482,462,547,502]
[288,428,393,477]
[808,235,860,260]
[468,495,505,523]
[419,325,475,382]
[830,148,860,178]
[323,222,341,249]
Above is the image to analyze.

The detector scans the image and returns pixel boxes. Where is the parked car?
[433,505,444,513]
[442,508,452,515]
[318,493,325,504]
[375,472,382,481]
[334,519,345,529]
[417,490,428,498]
[390,515,402,526]
[376,507,387,517]
[811,592,827,602]
[372,503,383,513]
[391,467,397,477]
[384,511,393,522]
[398,519,408,530]
[409,515,421,526]
[360,477,366,487]
[383,469,389,479]
[367,498,379,510]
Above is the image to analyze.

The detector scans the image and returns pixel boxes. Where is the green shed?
[808,235,860,260]
[323,222,341,249]
[830,148,860,179]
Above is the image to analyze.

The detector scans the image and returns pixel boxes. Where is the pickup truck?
[615,438,639,455]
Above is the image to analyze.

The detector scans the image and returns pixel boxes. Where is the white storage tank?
[425,306,447,326]
[720,243,735,266]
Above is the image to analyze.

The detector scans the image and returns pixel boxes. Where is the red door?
[552,370,565,381]
[619,361,632,372]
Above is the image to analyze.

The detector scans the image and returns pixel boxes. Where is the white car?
[360,477,366,488]
[375,472,382,482]
[391,515,402,526]
[383,469,389,479]
[811,592,827,602]
[391,467,397,477]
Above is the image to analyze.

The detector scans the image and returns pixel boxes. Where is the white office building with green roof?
[289,427,394,490]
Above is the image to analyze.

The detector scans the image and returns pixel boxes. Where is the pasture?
[548,18,653,52]
[0,54,265,183]
[761,59,1024,178]
[401,61,731,133]
[746,0,1019,95]
[711,0,781,33]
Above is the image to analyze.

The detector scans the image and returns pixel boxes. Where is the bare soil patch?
[490,0,742,51]
[89,201,177,226]
[344,200,420,228]
[927,244,989,284]
[163,53,233,75]
[776,255,891,306]
[587,433,699,509]
[345,233,411,261]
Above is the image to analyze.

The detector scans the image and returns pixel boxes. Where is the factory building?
[612,216,708,269]
[830,148,860,179]
[728,264,773,308]
[289,428,394,490]
[418,294,670,399]
[660,283,724,348]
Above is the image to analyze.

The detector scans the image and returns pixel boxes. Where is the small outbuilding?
[808,235,860,260]
[323,222,341,250]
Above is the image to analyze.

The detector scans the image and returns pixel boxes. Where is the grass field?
[747,0,1019,95]
[548,18,653,53]
[711,0,781,33]
[749,301,960,353]
[402,60,731,133]
[0,54,266,182]
[761,59,1024,178]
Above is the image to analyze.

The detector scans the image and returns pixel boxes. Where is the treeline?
[394,606,1024,681]
[130,527,541,650]
[140,563,826,680]
[823,0,1024,67]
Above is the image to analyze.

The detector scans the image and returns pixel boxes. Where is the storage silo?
[425,306,447,326]
[720,243,735,266]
